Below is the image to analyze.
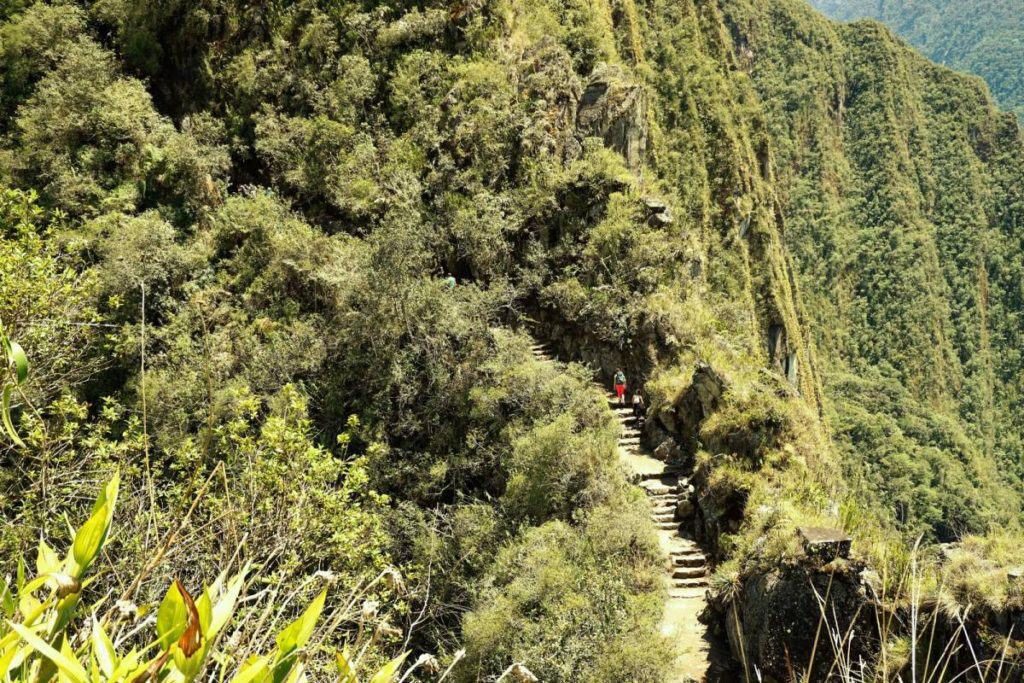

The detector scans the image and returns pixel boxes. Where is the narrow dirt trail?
[528,340,713,682]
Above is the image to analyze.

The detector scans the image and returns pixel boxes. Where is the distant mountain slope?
[724,0,1024,539]
[811,0,1024,116]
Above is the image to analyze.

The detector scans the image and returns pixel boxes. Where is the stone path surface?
[529,340,713,683]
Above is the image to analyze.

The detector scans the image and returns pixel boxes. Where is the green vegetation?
[1,0,1024,679]
[811,0,1024,118]
[0,2,675,679]
[1,474,420,682]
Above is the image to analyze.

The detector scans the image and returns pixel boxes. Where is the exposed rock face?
[653,437,681,462]
[669,362,729,458]
[575,64,647,171]
[707,566,877,683]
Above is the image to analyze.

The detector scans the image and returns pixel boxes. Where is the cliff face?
[714,0,1024,540]
[579,0,1024,543]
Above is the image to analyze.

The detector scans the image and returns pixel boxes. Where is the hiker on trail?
[444,274,457,290]
[613,369,627,405]
[632,392,645,419]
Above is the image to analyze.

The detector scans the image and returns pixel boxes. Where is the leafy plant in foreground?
[0,474,421,683]
[0,316,29,446]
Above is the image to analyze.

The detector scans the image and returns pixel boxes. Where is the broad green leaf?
[18,591,41,625]
[368,652,408,683]
[59,637,82,682]
[109,647,142,680]
[98,471,120,516]
[8,342,27,385]
[0,578,14,618]
[1,385,24,448]
[275,590,326,654]
[36,539,60,576]
[271,651,300,683]
[92,619,116,677]
[229,655,271,683]
[89,650,101,682]
[210,570,246,638]
[70,473,119,577]
[196,588,213,636]
[0,641,22,677]
[71,503,110,577]
[52,588,83,634]
[157,582,189,650]
[174,645,207,682]
[8,622,87,683]
[283,664,306,683]
[335,647,357,683]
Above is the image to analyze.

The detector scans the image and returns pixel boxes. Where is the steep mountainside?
[2,0,1024,680]
[720,0,1024,540]
[811,0,1024,117]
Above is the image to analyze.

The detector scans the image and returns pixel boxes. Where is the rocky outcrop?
[642,196,674,227]
[575,64,648,172]
[650,362,728,463]
[705,563,877,683]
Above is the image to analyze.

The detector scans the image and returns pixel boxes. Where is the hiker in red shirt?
[613,369,627,405]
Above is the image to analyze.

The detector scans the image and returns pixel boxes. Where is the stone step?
[641,484,678,497]
[672,577,709,589]
[651,501,676,512]
[668,587,707,600]
[655,521,681,531]
[652,511,676,523]
[638,474,680,487]
[671,544,704,557]
[651,494,675,504]
[671,554,706,568]
[667,542,704,556]
[672,566,707,580]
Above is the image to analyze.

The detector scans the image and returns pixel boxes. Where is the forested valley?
[812,0,1024,118]
[2,1,1024,681]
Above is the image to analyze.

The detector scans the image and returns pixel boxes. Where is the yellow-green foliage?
[4,0,1024,676]
[0,475,412,683]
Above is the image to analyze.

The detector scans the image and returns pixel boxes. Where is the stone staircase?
[608,403,711,600]
[529,340,713,682]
